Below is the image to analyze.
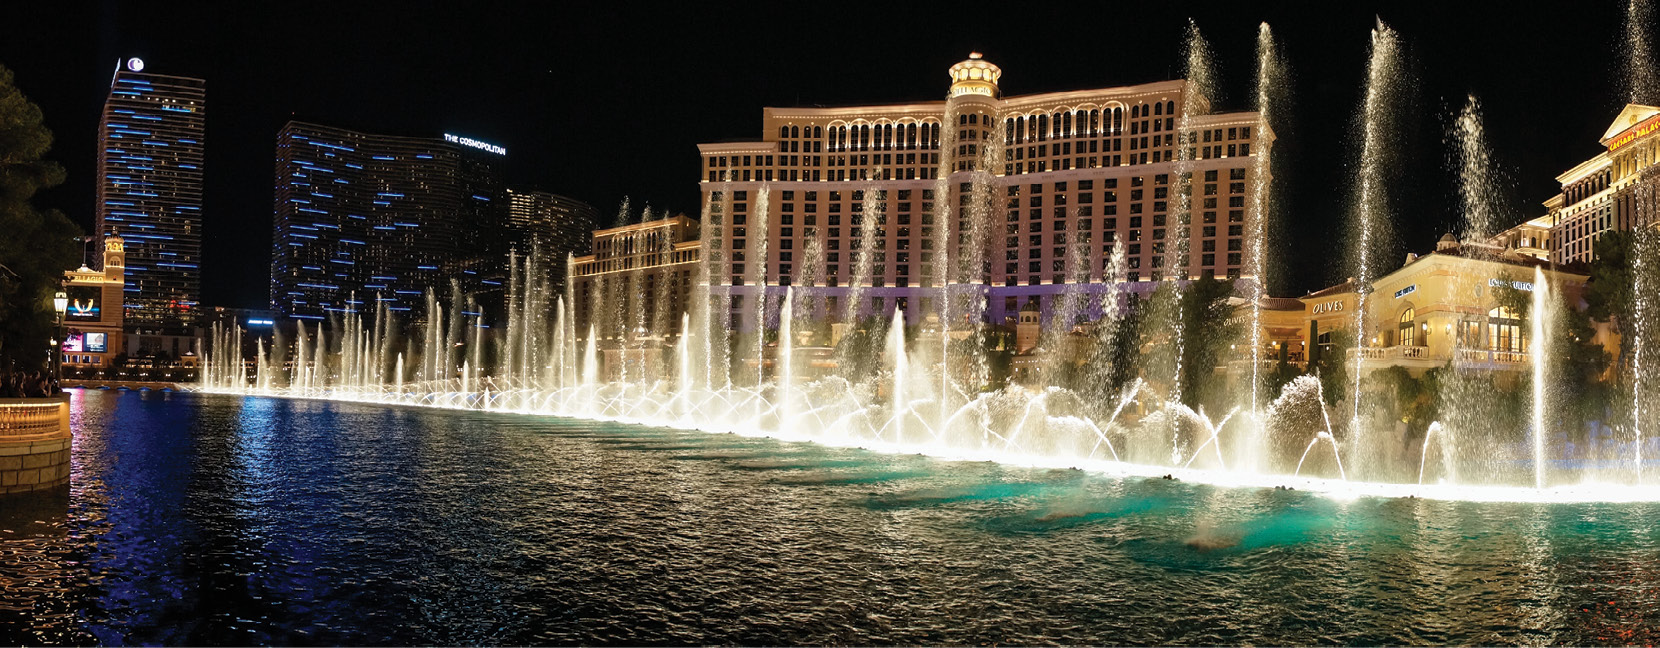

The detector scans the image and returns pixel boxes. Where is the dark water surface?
[4,389,1660,645]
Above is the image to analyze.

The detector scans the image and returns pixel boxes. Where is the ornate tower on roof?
[948,52,1002,99]
[945,53,1002,175]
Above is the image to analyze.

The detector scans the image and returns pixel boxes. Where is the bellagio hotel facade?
[695,54,1268,327]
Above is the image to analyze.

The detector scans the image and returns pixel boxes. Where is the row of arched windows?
[824,122,942,153]
[778,125,825,140]
[1004,107,1128,145]
[1133,101,1179,118]
[787,100,1184,152]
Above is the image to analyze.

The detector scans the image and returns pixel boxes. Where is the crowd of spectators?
[0,370,58,398]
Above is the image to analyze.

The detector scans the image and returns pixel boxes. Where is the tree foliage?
[1584,230,1632,324]
[1177,276,1243,410]
[0,62,81,371]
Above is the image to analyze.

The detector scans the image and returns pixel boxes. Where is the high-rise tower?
[95,57,206,327]
[271,122,508,319]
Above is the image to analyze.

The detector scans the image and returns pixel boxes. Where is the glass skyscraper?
[95,58,206,327]
[270,121,507,319]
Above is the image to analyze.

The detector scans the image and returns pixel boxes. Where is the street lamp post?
[52,290,67,393]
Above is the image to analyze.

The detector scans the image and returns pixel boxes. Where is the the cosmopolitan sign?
[444,133,506,155]
[1608,114,1660,152]
[1394,284,1417,299]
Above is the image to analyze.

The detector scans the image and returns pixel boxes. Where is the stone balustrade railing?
[0,395,71,494]
[1347,346,1530,367]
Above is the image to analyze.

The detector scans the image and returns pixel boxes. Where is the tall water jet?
[842,185,880,328]
[1043,207,1093,383]
[677,312,692,415]
[582,324,599,388]
[564,253,579,389]
[745,186,771,387]
[1441,93,1509,486]
[1626,0,1660,105]
[929,92,962,440]
[1626,0,1660,484]
[1454,95,1503,244]
[1246,22,1283,417]
[1161,19,1219,409]
[697,180,732,390]
[1531,266,1551,489]
[887,307,908,444]
[778,287,795,430]
[1633,217,1658,483]
[1348,20,1405,470]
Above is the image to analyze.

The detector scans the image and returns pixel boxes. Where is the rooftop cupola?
[948,52,1001,99]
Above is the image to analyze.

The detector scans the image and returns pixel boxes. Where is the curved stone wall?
[0,395,72,494]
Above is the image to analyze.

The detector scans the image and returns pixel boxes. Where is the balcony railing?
[1456,348,1530,365]
[1346,346,1530,366]
[1348,345,1431,362]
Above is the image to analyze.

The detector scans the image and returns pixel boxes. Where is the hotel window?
[1488,306,1524,352]
[1398,308,1417,346]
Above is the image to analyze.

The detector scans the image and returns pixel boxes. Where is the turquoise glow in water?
[3,389,1659,644]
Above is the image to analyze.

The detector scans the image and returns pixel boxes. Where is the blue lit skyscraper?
[271,121,507,319]
[95,57,206,327]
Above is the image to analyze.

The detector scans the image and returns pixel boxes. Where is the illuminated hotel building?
[571,215,702,341]
[1545,103,1660,264]
[696,53,1268,326]
[95,58,205,326]
[270,122,507,319]
[60,238,128,370]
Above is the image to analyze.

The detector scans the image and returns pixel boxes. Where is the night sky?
[1,2,1642,309]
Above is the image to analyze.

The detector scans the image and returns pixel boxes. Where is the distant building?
[506,188,599,290]
[1255,234,1599,378]
[1488,215,1554,263]
[1544,103,1660,265]
[60,238,127,370]
[270,122,507,319]
[95,57,205,327]
[695,53,1270,329]
[570,215,701,341]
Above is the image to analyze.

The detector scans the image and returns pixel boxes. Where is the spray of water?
[1246,22,1283,418]
[1348,20,1405,468]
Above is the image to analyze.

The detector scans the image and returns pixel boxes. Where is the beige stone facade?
[696,53,1269,328]
[1252,237,1596,377]
[570,215,701,339]
[1544,104,1660,265]
[61,237,127,369]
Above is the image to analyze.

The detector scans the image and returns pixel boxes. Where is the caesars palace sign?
[1608,113,1660,152]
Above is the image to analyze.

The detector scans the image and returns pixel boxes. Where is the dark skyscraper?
[95,57,205,327]
[505,188,598,290]
[271,121,506,319]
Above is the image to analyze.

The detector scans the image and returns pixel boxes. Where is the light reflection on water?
[2,389,1659,645]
